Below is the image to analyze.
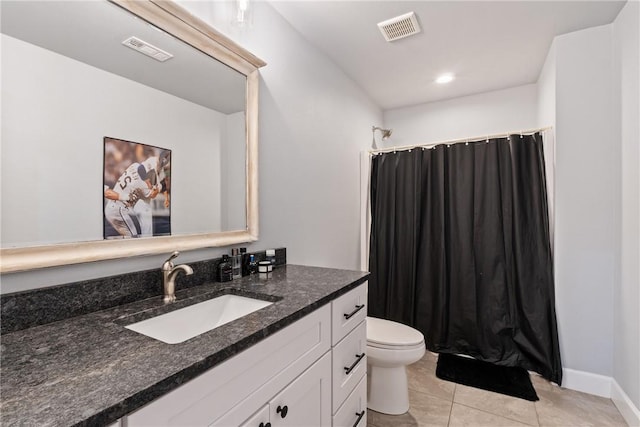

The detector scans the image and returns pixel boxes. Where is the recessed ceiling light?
[436,73,454,84]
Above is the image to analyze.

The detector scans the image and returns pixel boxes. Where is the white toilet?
[366,316,426,415]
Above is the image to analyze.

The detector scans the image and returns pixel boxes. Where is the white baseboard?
[611,379,640,427]
[562,368,612,398]
[561,368,640,426]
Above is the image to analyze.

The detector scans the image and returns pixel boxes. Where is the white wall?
[0,1,381,292]
[1,34,225,246]
[383,84,538,147]
[221,111,247,231]
[613,0,640,412]
[183,1,382,270]
[536,40,557,243]
[536,17,639,419]
[537,41,556,129]
[554,24,618,378]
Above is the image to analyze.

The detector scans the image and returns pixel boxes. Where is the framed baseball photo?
[103,137,171,239]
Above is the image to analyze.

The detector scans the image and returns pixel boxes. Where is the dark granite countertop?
[0,265,369,426]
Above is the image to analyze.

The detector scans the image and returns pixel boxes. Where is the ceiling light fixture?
[234,0,253,28]
[436,73,454,84]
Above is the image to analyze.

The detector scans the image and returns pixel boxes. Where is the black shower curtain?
[368,133,562,385]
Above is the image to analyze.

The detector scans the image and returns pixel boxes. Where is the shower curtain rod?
[368,126,553,155]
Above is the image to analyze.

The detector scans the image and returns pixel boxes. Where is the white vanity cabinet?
[124,282,368,427]
[126,305,331,426]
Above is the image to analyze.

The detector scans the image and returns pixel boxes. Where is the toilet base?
[367,364,410,415]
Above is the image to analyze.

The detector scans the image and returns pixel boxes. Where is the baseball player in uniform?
[132,156,165,236]
[104,160,159,238]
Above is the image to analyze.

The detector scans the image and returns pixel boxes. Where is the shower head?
[372,126,393,149]
[372,126,392,140]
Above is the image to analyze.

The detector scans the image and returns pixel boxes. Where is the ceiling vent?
[122,36,173,62]
[377,12,421,42]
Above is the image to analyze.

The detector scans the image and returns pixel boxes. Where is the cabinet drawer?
[331,283,367,345]
[332,321,366,413]
[332,375,367,427]
[127,305,331,426]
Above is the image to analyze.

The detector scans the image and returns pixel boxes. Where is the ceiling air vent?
[377,12,421,42]
[122,36,173,62]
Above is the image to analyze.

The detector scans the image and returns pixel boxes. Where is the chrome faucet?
[161,251,193,304]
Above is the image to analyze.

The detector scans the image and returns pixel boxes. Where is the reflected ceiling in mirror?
[0,0,265,272]
[2,1,246,114]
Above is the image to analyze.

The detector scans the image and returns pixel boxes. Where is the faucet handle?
[166,251,180,262]
[162,251,180,270]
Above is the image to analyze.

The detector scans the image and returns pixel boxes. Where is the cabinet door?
[270,352,331,427]
[239,405,270,427]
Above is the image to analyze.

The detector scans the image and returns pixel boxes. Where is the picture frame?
[103,137,171,239]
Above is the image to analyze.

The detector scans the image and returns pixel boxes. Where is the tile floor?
[367,352,628,427]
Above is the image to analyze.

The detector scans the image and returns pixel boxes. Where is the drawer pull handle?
[344,353,366,375]
[344,304,365,320]
[259,423,271,427]
[353,410,365,427]
[277,405,288,418]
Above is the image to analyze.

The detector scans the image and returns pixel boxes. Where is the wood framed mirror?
[0,0,265,273]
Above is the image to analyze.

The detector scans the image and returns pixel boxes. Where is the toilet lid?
[367,316,424,347]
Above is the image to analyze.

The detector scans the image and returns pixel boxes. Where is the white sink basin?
[126,294,273,344]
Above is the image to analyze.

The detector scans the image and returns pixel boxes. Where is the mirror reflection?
[1,0,247,248]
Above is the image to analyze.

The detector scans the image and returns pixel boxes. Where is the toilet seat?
[367,340,425,351]
[367,316,424,348]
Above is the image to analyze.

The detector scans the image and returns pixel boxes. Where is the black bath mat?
[436,353,539,401]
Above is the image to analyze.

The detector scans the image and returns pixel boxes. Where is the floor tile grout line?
[534,398,542,427]
[452,401,540,426]
[409,385,456,403]
[451,382,540,425]
[446,384,456,427]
